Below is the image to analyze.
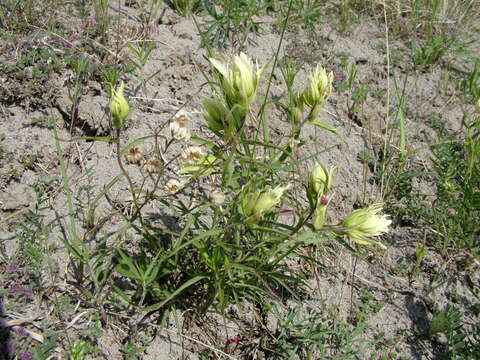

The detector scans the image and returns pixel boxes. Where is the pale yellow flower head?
[242,184,290,223]
[255,185,290,215]
[302,65,333,109]
[210,52,266,108]
[308,163,335,200]
[109,82,130,130]
[342,203,391,249]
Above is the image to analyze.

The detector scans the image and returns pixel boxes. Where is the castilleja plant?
[72,51,393,318]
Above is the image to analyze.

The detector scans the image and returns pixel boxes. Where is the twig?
[104,311,239,360]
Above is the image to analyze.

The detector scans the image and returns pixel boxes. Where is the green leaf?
[59,236,85,262]
[145,275,207,312]
[144,262,162,285]
[144,250,167,285]
[179,155,217,176]
[71,136,118,143]
[113,286,137,307]
[86,172,125,227]
[222,152,235,188]
[116,250,143,280]
[398,107,407,160]
[309,118,339,135]
[120,135,153,156]
[166,226,224,266]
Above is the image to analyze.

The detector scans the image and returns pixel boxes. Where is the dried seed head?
[170,113,191,141]
[180,145,204,165]
[164,179,181,195]
[177,114,189,127]
[124,147,143,164]
[144,158,162,173]
[209,190,225,206]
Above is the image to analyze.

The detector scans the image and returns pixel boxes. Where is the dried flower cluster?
[170,113,191,141]
[124,147,143,164]
[180,145,204,165]
[144,158,162,173]
[164,179,181,195]
[209,190,225,206]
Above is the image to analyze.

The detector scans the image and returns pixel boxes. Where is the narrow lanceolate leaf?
[222,153,235,187]
[145,275,207,311]
[398,107,406,160]
[309,118,339,135]
[87,172,125,225]
[71,136,118,143]
[120,135,153,156]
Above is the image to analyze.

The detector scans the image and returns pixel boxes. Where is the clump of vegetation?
[57,51,392,320]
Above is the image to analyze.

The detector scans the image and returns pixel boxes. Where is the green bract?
[241,184,290,223]
[109,82,130,130]
[203,97,229,132]
[313,203,327,230]
[302,65,333,111]
[308,163,335,201]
